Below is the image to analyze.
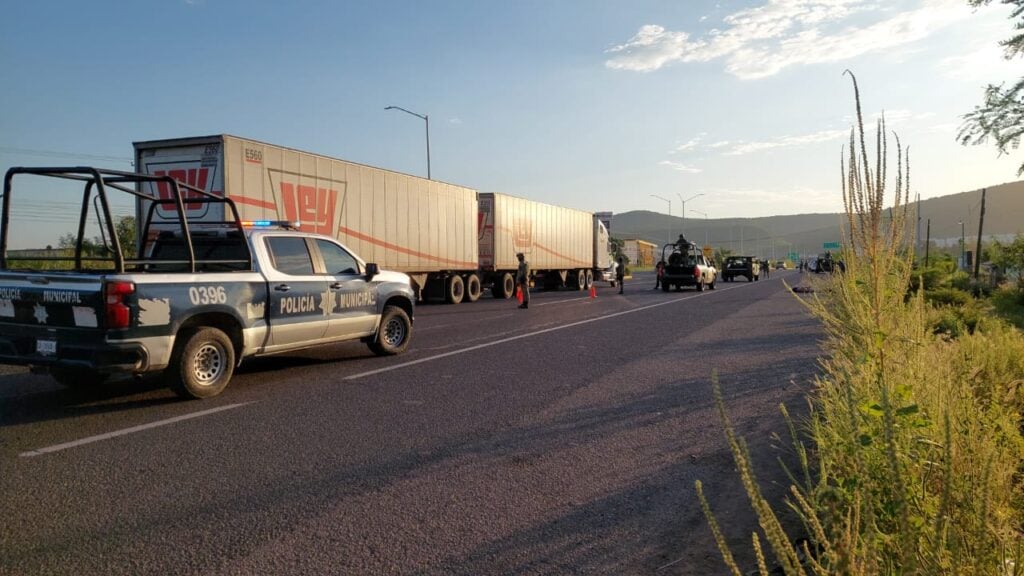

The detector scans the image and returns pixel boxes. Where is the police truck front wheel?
[169,327,235,399]
[369,305,412,356]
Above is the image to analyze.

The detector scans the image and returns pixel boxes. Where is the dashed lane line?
[19,402,253,458]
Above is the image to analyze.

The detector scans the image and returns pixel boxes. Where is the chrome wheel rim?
[383,317,406,347]
[192,342,225,386]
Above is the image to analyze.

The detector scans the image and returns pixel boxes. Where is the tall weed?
[698,72,1024,574]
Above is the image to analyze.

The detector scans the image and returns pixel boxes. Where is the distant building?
[622,238,657,268]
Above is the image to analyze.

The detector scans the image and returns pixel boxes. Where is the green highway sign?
[823,241,841,250]
[787,252,799,260]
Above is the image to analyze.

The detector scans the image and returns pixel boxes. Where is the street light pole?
[385,105,431,180]
[958,220,965,270]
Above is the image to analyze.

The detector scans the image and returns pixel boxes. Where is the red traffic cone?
[589,285,597,298]
[516,286,524,304]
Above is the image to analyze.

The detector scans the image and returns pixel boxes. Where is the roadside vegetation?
[697,72,1024,574]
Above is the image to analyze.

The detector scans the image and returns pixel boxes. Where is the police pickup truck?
[0,167,415,399]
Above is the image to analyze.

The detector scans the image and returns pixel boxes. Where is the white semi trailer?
[134,135,615,304]
[134,135,482,303]
[479,192,616,298]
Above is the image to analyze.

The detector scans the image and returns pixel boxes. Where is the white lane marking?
[345,282,753,380]
[19,402,253,458]
[534,296,591,307]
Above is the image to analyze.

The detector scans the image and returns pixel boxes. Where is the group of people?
[514,252,627,310]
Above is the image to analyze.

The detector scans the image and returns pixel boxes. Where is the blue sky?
[1,0,1019,221]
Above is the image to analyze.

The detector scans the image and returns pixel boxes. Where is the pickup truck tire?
[50,367,108,389]
[709,276,717,290]
[446,275,465,304]
[696,279,705,292]
[169,327,235,399]
[369,305,412,356]
[465,274,482,302]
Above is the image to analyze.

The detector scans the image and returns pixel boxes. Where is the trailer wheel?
[585,269,594,290]
[369,305,412,356]
[50,367,108,389]
[493,273,515,299]
[465,274,482,302]
[446,275,465,304]
[574,270,586,291]
[168,327,235,400]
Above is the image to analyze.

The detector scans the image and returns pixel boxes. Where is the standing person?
[515,252,530,309]
[616,255,626,294]
[654,260,665,289]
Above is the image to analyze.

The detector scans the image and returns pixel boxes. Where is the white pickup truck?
[0,167,415,398]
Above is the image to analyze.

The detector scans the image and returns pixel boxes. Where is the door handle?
[330,282,343,290]
[274,284,291,292]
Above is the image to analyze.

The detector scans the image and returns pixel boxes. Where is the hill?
[610,180,1024,259]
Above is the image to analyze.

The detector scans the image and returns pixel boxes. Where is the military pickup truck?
[660,239,717,292]
[722,256,761,282]
[0,167,415,398]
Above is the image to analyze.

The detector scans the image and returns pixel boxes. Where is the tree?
[959,0,1024,174]
[115,215,137,258]
[991,233,1024,297]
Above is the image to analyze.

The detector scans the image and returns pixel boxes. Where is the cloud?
[940,43,1022,84]
[659,160,704,173]
[605,0,972,79]
[723,129,848,155]
[670,135,705,153]
[448,118,463,125]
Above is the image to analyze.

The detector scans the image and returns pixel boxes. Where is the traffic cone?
[589,285,597,298]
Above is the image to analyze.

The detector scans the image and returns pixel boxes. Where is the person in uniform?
[616,255,626,294]
[654,260,665,289]
[516,252,530,309]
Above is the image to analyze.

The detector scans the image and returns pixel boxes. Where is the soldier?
[516,252,530,309]
[616,255,626,294]
[654,260,665,289]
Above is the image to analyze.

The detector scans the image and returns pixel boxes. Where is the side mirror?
[364,262,380,279]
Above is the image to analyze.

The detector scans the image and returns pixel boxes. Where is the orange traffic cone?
[589,285,597,298]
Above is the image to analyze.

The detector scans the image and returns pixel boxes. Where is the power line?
[0,146,132,165]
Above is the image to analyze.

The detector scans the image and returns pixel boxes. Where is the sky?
[1,0,1020,223]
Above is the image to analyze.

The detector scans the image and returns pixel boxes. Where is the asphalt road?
[0,269,823,576]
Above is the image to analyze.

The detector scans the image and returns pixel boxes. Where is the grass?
[697,72,1024,575]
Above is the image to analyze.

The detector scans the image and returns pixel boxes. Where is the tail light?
[693,265,700,278]
[105,281,135,329]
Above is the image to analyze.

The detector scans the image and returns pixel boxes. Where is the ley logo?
[280,183,337,234]
[153,168,210,212]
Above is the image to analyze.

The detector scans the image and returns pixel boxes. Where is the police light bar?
[241,220,301,229]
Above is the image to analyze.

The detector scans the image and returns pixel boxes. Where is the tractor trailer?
[134,135,615,303]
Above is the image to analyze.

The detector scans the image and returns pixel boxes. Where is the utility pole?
[973,188,986,280]
[925,219,931,267]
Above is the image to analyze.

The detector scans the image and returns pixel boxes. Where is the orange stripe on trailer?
[337,226,478,269]
[231,195,278,211]
[532,242,591,267]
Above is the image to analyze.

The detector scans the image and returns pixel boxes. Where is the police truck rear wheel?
[169,327,235,399]
[465,274,482,302]
[369,305,411,356]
